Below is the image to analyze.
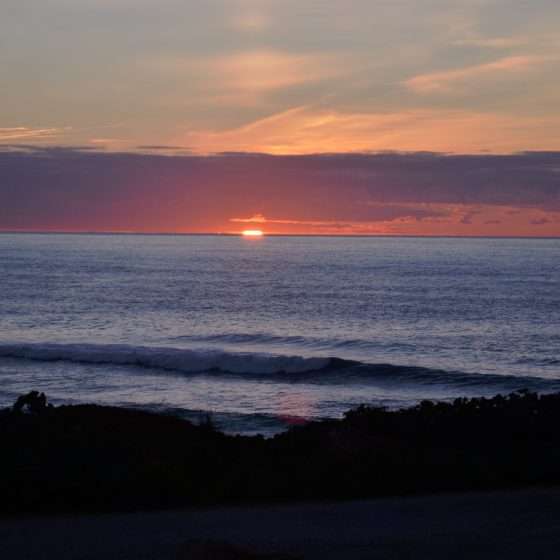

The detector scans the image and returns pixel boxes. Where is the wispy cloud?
[230,214,269,223]
[184,106,560,155]
[404,56,548,93]
[229,203,560,235]
[451,37,529,48]
[0,124,127,145]
[143,50,345,95]
[0,127,73,141]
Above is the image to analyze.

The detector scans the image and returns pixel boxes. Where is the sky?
[1,0,559,235]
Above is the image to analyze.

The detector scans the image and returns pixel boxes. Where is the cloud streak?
[0,127,73,140]
[404,56,550,93]
[183,106,560,155]
[0,124,127,146]
[142,50,345,95]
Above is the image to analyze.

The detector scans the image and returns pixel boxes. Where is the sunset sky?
[1,0,559,235]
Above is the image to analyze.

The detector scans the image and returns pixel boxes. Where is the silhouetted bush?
[2,390,560,513]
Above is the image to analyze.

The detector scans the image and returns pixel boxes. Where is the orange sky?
[2,1,560,157]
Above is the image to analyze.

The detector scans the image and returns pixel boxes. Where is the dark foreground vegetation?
[2,390,560,514]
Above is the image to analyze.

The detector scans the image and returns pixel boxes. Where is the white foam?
[0,343,331,375]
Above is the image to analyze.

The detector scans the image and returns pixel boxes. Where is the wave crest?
[1,342,558,394]
[0,343,331,375]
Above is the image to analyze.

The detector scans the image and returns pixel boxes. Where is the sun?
[242,230,264,237]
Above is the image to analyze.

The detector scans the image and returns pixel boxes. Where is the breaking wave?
[0,343,331,375]
[1,342,559,392]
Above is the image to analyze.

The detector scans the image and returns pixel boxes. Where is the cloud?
[451,37,529,48]
[228,203,558,235]
[404,56,549,94]
[0,127,73,141]
[231,213,269,223]
[183,106,560,155]
[3,0,560,158]
[0,124,127,148]
[230,209,448,227]
[227,11,271,31]
[0,148,558,236]
[135,145,193,154]
[136,145,184,150]
[142,50,344,95]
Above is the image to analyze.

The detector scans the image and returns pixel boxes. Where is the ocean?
[0,233,558,435]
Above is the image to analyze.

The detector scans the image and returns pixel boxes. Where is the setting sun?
[242,230,264,237]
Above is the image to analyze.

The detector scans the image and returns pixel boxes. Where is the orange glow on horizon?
[242,230,264,237]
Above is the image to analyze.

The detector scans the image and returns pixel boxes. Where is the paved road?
[3,488,560,559]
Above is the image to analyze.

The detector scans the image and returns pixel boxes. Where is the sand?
[2,487,560,559]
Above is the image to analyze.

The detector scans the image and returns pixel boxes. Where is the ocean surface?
[0,233,558,435]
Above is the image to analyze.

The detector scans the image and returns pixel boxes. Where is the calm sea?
[0,234,558,434]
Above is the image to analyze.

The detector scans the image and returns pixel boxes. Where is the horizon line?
[2,146,560,157]
[0,230,558,240]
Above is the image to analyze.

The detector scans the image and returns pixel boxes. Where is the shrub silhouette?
[2,390,560,513]
[12,391,50,414]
